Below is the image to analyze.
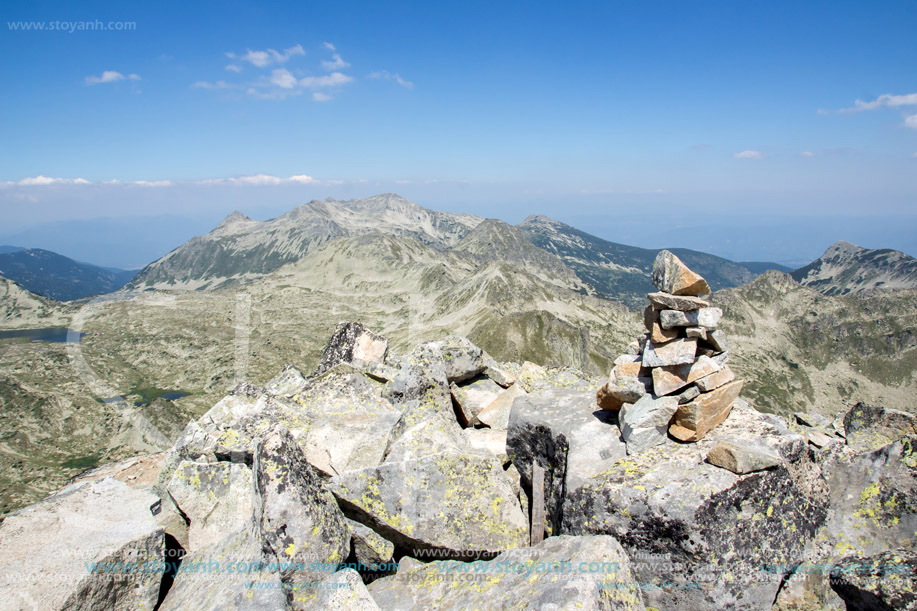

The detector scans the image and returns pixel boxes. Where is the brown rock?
[706,441,783,474]
[651,355,722,396]
[651,250,711,296]
[642,338,697,368]
[596,376,648,412]
[643,304,657,332]
[669,379,744,441]
[647,292,710,311]
[650,321,679,344]
[613,360,643,379]
[694,365,735,393]
[477,384,528,430]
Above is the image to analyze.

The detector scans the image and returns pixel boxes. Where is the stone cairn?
[597,250,744,453]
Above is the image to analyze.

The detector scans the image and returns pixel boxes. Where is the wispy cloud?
[12,176,91,186]
[322,53,350,71]
[224,64,242,73]
[369,70,414,89]
[232,44,305,68]
[906,114,917,129]
[840,92,917,113]
[269,68,298,89]
[198,173,316,186]
[312,92,332,102]
[85,71,140,85]
[733,150,765,160]
[799,151,815,157]
[323,42,336,51]
[192,80,234,89]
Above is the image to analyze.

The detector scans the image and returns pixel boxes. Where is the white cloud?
[200,173,316,186]
[733,150,765,160]
[16,176,91,186]
[323,42,336,51]
[299,72,353,89]
[270,68,298,89]
[905,114,917,129]
[238,44,305,68]
[322,53,350,71]
[225,64,242,73]
[85,71,141,85]
[842,92,917,112]
[369,70,414,89]
[799,151,815,157]
[132,180,174,187]
[192,80,233,89]
[312,92,332,102]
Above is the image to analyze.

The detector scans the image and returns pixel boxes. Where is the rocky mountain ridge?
[792,240,917,296]
[0,248,136,302]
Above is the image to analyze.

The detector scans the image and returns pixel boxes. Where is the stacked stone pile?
[597,250,744,453]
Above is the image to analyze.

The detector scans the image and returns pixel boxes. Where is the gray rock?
[843,402,917,452]
[314,322,388,376]
[659,307,723,329]
[368,535,646,610]
[427,336,486,383]
[809,435,917,562]
[330,454,527,559]
[705,329,730,352]
[772,562,845,611]
[255,424,351,591]
[685,326,708,340]
[642,337,698,367]
[304,568,381,610]
[166,460,255,553]
[463,427,509,462]
[476,383,527,429]
[706,440,784,474]
[450,377,503,427]
[158,526,287,611]
[263,363,308,398]
[647,291,710,311]
[806,430,838,448]
[677,384,700,404]
[563,399,823,611]
[383,413,471,463]
[652,250,711,296]
[830,548,917,611]
[348,519,395,569]
[383,343,454,439]
[0,477,165,611]
[794,411,832,429]
[507,389,623,538]
[619,394,680,454]
[482,356,517,387]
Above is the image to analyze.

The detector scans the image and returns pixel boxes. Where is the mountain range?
[1,193,915,518]
[0,247,136,302]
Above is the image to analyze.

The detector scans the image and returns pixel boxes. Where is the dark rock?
[843,403,917,452]
[254,424,351,594]
[314,322,388,376]
[830,548,917,611]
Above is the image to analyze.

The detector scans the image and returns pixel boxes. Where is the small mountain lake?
[0,327,85,343]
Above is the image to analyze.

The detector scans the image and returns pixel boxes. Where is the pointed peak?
[220,210,251,224]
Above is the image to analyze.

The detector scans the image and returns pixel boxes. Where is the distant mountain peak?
[520,214,564,228]
[792,240,917,295]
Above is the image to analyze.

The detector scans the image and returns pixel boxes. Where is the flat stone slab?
[647,292,710,311]
[652,355,721,397]
[642,338,698,368]
[659,307,722,329]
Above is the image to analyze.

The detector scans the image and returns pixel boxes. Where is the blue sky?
[1,0,916,266]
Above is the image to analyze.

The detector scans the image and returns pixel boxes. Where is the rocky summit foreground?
[0,316,914,610]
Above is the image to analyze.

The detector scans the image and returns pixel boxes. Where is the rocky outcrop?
[367,535,646,610]
[314,321,388,376]
[329,453,527,559]
[0,478,165,611]
[830,548,917,610]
